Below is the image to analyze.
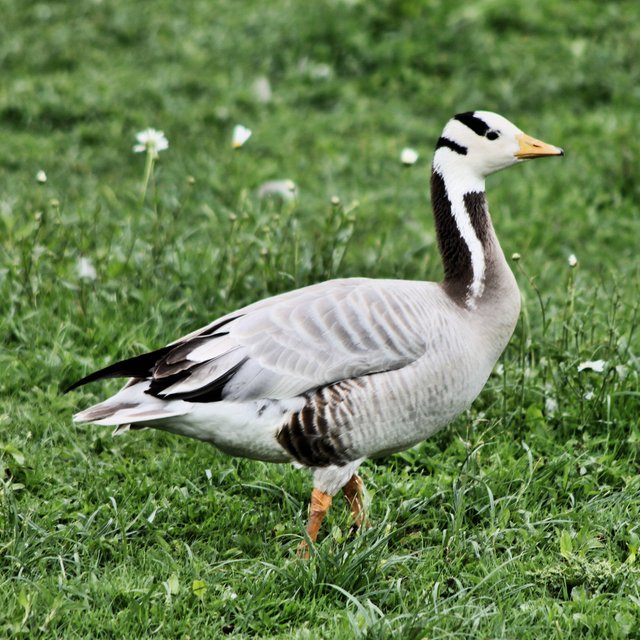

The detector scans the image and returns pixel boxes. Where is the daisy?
[232,125,252,148]
[133,128,169,158]
[257,179,297,201]
[577,360,606,373]
[400,147,419,166]
[76,256,97,281]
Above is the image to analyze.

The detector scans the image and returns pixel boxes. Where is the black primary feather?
[65,315,242,394]
[64,345,175,393]
[150,357,249,402]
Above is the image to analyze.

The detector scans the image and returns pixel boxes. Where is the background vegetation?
[1,0,639,637]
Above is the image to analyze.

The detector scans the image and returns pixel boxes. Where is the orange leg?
[342,474,366,529]
[297,488,332,558]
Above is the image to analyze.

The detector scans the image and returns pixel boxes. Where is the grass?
[1,0,640,637]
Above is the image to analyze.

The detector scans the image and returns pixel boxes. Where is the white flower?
[76,256,97,281]
[298,58,333,80]
[232,124,252,148]
[253,77,272,103]
[36,170,47,183]
[568,254,578,268]
[615,365,629,381]
[257,179,297,201]
[577,360,606,373]
[133,128,169,158]
[545,396,558,415]
[400,147,419,166]
[310,63,332,79]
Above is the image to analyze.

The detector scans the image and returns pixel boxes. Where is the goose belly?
[340,345,497,459]
[151,397,303,463]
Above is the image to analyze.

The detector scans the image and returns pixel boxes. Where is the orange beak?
[515,133,564,159]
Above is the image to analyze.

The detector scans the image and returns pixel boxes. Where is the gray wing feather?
[155,278,435,401]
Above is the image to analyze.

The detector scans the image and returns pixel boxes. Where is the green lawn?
[2,1,640,637]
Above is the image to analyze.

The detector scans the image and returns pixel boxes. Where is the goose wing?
[69,278,435,402]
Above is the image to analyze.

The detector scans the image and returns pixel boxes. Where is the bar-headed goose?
[68,111,563,551]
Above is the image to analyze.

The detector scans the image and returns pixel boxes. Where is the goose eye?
[486,130,499,141]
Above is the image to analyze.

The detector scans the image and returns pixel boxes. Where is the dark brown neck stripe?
[431,170,473,288]
[431,170,490,301]
[463,191,490,245]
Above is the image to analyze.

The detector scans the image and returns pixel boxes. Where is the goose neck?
[430,165,499,309]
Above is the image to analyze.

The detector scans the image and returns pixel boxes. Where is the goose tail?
[72,381,190,429]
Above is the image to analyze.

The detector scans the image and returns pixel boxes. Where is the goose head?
[434,111,564,181]
[430,111,563,308]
